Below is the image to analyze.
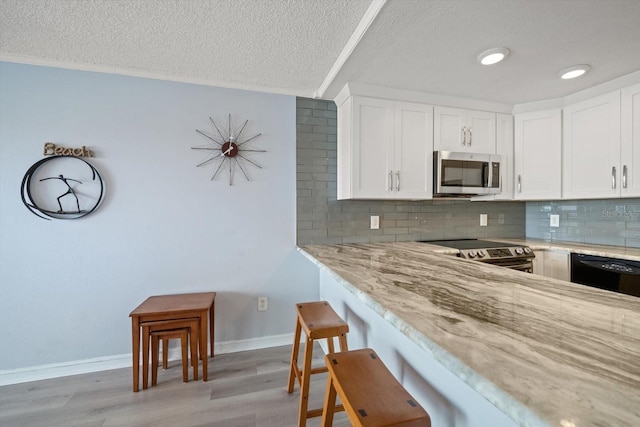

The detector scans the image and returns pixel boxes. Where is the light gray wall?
[0,62,318,371]
[296,98,526,244]
[526,199,640,248]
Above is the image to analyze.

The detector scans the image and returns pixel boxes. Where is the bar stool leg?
[297,335,314,427]
[287,319,302,393]
[321,375,337,427]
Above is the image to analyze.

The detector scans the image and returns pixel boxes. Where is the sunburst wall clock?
[191,114,265,185]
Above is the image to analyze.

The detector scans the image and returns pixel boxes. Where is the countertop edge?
[297,246,550,427]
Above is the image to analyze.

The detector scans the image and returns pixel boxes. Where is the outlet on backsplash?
[550,214,560,227]
[480,214,488,227]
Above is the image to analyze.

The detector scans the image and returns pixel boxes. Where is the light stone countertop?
[298,242,640,427]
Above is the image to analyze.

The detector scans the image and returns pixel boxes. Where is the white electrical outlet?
[480,214,488,227]
[550,214,560,227]
[370,215,380,229]
[258,296,268,311]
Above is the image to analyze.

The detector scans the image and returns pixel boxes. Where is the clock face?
[221,141,238,158]
[191,114,265,185]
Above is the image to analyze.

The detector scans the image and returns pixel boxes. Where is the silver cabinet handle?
[461,126,466,146]
[612,166,617,189]
[468,127,472,146]
[518,175,522,193]
[396,171,400,192]
[389,170,393,192]
[623,165,628,188]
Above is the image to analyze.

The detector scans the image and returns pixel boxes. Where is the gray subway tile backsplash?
[525,199,640,248]
[296,97,638,249]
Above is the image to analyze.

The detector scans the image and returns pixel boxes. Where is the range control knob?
[467,250,477,258]
[524,247,532,254]
[477,250,486,258]
[515,247,524,255]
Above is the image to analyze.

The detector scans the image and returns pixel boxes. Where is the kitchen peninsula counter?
[299,242,640,427]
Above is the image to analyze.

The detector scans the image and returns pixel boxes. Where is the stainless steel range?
[422,239,535,273]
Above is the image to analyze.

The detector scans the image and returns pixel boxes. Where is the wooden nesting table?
[130,292,216,392]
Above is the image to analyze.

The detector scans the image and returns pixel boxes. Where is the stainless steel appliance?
[433,151,501,197]
[571,253,640,297]
[423,239,535,273]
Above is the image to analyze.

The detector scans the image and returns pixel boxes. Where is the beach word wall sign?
[43,142,94,157]
[21,146,105,220]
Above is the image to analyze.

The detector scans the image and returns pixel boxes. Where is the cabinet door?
[543,251,570,282]
[466,110,496,154]
[434,106,466,151]
[494,113,513,199]
[394,102,433,199]
[352,97,395,198]
[563,91,621,199]
[514,109,562,200]
[621,83,640,197]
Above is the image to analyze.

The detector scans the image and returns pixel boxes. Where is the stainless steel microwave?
[433,151,501,196]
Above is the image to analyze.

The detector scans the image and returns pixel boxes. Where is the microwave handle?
[484,162,491,188]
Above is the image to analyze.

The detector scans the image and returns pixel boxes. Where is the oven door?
[480,258,534,273]
[434,151,501,195]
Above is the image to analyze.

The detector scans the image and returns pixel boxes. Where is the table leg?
[132,317,140,392]
[142,324,150,390]
[200,312,208,381]
[209,300,215,358]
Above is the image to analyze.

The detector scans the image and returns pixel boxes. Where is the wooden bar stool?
[321,348,431,427]
[141,318,199,389]
[287,301,349,427]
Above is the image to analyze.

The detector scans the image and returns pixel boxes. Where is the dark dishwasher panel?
[571,253,640,297]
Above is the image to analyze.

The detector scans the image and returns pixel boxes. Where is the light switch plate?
[550,214,560,227]
[480,214,488,227]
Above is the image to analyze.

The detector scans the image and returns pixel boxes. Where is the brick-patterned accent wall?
[296,97,526,245]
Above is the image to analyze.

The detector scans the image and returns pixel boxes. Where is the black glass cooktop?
[420,239,519,250]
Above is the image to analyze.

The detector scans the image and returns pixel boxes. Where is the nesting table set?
[129,292,216,392]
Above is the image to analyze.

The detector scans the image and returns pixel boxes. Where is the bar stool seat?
[287,301,349,427]
[141,318,199,389]
[322,348,431,427]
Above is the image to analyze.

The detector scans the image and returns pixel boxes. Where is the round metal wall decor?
[21,155,105,220]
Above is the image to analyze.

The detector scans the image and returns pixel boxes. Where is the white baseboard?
[0,333,294,386]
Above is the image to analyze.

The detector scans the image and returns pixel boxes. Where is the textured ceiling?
[0,0,372,95]
[1,0,640,105]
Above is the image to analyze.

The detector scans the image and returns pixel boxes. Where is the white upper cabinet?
[621,83,640,197]
[494,113,514,200]
[337,96,433,200]
[434,106,496,154]
[563,91,621,199]
[514,109,562,200]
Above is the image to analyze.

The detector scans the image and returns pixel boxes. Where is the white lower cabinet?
[513,109,562,200]
[533,250,570,282]
[337,95,433,200]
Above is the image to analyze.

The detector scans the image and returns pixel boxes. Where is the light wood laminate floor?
[0,344,350,426]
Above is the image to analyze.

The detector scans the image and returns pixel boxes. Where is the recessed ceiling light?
[559,65,591,79]
[477,47,510,65]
